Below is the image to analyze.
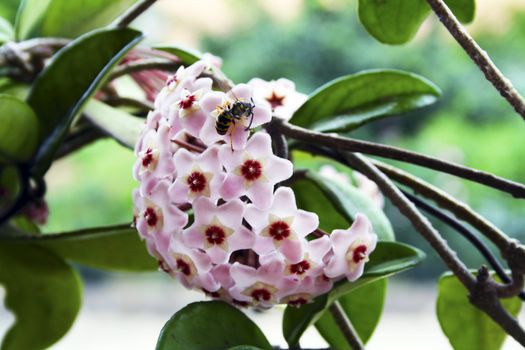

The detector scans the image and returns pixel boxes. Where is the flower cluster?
[133,60,377,308]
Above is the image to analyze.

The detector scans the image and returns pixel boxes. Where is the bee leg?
[244,111,254,131]
[229,121,236,152]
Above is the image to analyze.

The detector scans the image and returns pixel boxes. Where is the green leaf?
[283,241,424,347]
[14,0,52,40]
[315,279,387,347]
[41,0,138,38]
[301,170,395,241]
[0,243,82,350]
[84,99,144,149]
[0,0,21,24]
[0,17,14,43]
[357,0,475,45]
[445,0,476,23]
[0,94,38,163]
[155,45,202,66]
[437,273,522,350]
[156,301,272,350]
[34,224,157,271]
[0,166,21,215]
[291,70,440,132]
[227,346,264,350]
[27,28,143,177]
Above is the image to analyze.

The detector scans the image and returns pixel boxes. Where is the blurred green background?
[43,0,525,279]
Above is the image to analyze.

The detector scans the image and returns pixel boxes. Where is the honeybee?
[215,97,255,151]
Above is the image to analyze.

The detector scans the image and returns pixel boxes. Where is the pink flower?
[282,275,333,307]
[172,77,213,138]
[23,199,49,225]
[228,254,299,308]
[248,78,307,121]
[166,235,219,292]
[245,187,319,263]
[219,133,292,209]
[354,171,384,209]
[168,146,224,203]
[183,197,255,264]
[199,83,271,150]
[324,214,378,282]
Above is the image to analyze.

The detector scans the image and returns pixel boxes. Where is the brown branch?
[114,0,158,28]
[344,153,525,346]
[328,301,364,350]
[273,119,525,198]
[425,0,525,121]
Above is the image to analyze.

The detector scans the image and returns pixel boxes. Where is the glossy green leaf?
[14,0,52,40]
[84,99,144,149]
[0,243,82,350]
[155,45,202,66]
[437,273,522,350]
[291,70,440,132]
[0,166,21,216]
[358,0,475,45]
[0,95,38,163]
[227,346,264,350]
[42,0,138,38]
[27,28,142,177]
[0,79,29,100]
[315,279,387,347]
[0,17,13,43]
[283,241,424,347]
[302,170,395,241]
[35,224,156,271]
[156,301,272,350]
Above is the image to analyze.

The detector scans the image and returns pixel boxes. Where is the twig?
[273,119,525,198]
[372,160,525,265]
[401,190,525,300]
[109,58,181,80]
[55,126,106,159]
[105,96,154,112]
[328,301,364,350]
[114,0,158,28]
[425,0,525,121]
[344,152,525,346]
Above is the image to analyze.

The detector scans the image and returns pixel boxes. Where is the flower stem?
[425,0,525,121]
[328,301,364,350]
[114,0,158,28]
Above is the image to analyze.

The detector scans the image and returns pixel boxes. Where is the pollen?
[187,172,207,192]
[352,245,368,264]
[240,159,263,181]
[268,221,291,241]
[290,260,310,275]
[144,207,158,227]
[205,225,226,245]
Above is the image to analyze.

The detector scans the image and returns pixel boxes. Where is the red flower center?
[266,91,285,109]
[142,148,154,167]
[268,221,291,240]
[205,225,226,245]
[202,288,221,298]
[178,94,197,109]
[251,288,272,302]
[240,159,262,181]
[144,207,158,226]
[176,259,191,276]
[352,245,368,263]
[233,299,250,307]
[288,297,308,307]
[187,172,207,192]
[290,260,310,275]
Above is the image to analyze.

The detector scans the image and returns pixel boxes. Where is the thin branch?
[114,0,158,28]
[372,160,525,265]
[274,119,525,198]
[55,126,106,159]
[109,58,181,81]
[425,0,525,121]
[328,301,364,350]
[105,96,154,112]
[344,152,525,346]
[402,190,525,300]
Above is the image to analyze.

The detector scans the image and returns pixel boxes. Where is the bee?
[215,97,255,151]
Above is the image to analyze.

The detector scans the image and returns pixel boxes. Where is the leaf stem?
[425,0,525,121]
[114,0,159,28]
[328,301,364,350]
[273,119,525,198]
[109,58,181,80]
